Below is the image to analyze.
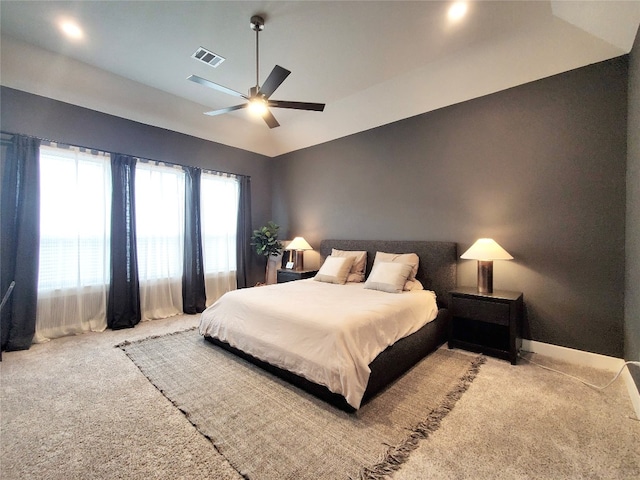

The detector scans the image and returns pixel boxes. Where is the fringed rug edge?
[356,354,487,480]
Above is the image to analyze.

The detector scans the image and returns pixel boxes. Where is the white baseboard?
[521,339,640,419]
[521,339,623,371]
[622,367,640,420]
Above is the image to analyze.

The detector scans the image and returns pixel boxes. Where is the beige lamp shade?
[285,237,312,251]
[460,238,513,261]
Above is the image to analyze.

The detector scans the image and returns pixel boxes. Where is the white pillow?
[373,251,419,281]
[331,248,367,282]
[314,256,356,285]
[364,262,414,293]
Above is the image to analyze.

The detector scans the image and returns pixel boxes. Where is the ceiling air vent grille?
[191,47,225,68]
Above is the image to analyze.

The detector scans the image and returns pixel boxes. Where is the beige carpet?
[0,315,239,480]
[1,314,639,479]
[394,352,640,480]
[118,328,484,480]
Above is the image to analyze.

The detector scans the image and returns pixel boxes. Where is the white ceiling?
[1,1,639,157]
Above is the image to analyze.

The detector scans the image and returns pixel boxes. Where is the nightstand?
[449,287,523,365]
[276,268,318,283]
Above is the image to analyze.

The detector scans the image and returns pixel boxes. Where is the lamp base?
[477,260,493,294]
[293,250,305,271]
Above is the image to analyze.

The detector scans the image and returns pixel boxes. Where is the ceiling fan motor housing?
[249,86,263,98]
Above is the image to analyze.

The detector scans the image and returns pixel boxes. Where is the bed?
[199,239,457,412]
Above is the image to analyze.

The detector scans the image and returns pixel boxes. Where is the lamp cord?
[519,354,640,421]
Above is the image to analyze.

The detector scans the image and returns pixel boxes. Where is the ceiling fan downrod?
[250,15,265,93]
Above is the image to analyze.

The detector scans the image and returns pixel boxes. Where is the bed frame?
[204,239,457,412]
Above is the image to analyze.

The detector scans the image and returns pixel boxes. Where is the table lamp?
[460,238,513,294]
[284,237,312,270]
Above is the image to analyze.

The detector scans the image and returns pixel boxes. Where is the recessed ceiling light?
[59,20,83,40]
[448,2,468,22]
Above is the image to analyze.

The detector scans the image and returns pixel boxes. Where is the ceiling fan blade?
[188,75,248,99]
[263,109,280,128]
[268,100,325,112]
[258,65,291,99]
[204,104,248,116]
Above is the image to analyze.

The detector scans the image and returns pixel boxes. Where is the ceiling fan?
[188,15,325,128]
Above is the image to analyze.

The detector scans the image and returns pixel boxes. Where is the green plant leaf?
[250,220,283,257]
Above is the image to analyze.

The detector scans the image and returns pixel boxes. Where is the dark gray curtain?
[107,154,141,329]
[182,167,206,313]
[0,135,41,351]
[235,175,252,288]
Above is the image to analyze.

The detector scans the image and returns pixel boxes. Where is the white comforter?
[199,279,438,409]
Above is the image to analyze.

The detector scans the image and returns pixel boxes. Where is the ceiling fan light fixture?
[248,97,268,117]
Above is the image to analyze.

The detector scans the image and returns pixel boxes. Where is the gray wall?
[0,86,273,286]
[627,26,640,382]
[273,57,628,358]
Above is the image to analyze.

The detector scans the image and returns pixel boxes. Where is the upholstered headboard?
[319,240,457,309]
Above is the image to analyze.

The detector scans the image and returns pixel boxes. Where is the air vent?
[191,47,225,68]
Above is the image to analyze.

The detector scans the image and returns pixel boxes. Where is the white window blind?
[35,144,111,342]
[200,172,239,305]
[135,161,185,319]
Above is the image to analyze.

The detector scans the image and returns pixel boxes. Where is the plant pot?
[265,256,280,285]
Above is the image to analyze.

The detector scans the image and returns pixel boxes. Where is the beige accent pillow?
[364,262,414,293]
[331,248,367,282]
[373,252,419,280]
[314,256,356,285]
[404,279,424,291]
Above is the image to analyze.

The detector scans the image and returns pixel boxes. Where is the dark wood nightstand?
[277,268,318,283]
[449,287,523,365]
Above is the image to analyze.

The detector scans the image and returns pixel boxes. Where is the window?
[29,139,243,340]
[200,172,239,305]
[36,144,111,341]
[135,161,185,319]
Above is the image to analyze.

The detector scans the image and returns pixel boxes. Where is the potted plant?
[251,221,283,284]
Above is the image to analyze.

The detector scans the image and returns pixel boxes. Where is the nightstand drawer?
[452,297,510,326]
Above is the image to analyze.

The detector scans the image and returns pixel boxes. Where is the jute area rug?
[118,328,484,480]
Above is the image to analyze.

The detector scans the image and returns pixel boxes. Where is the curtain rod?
[0,130,250,179]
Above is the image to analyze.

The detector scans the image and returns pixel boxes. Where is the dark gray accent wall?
[0,86,272,286]
[627,26,640,383]
[273,57,628,358]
